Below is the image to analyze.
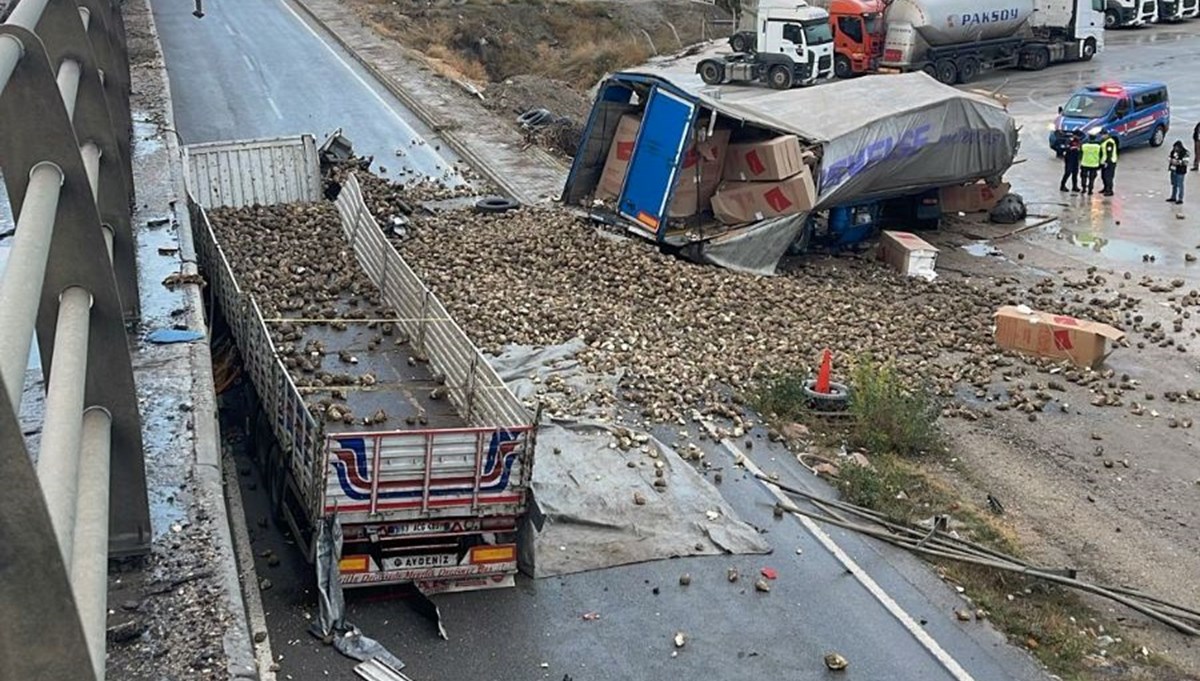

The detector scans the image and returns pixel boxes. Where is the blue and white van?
[1048,82,1170,153]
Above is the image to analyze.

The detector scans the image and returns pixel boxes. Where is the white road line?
[224,22,236,37]
[241,53,256,72]
[709,428,978,681]
[266,96,283,120]
[277,0,426,131]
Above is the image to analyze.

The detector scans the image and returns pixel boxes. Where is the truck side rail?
[188,199,325,522]
[332,174,533,431]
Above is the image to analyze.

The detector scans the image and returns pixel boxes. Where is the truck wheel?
[768,65,793,90]
[699,61,725,85]
[1105,9,1119,28]
[921,64,938,79]
[834,55,853,80]
[474,196,520,213]
[729,32,751,54]
[956,58,979,84]
[1025,48,1049,71]
[1150,126,1166,147]
[1082,38,1097,61]
[934,60,957,85]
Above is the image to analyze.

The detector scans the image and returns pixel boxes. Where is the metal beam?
[55,56,80,121]
[38,285,93,567]
[72,406,113,681]
[0,161,63,408]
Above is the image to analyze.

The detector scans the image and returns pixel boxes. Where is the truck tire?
[834,55,853,80]
[802,379,852,411]
[1104,9,1119,28]
[934,60,957,85]
[956,57,979,84]
[1150,126,1166,147]
[699,61,725,85]
[729,32,751,54]
[768,65,793,90]
[474,196,520,213]
[1024,48,1049,71]
[1082,38,1097,61]
[921,64,938,79]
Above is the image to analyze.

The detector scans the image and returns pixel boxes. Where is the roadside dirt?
[344,0,728,156]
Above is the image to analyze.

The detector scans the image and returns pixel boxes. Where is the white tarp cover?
[488,340,770,578]
[617,64,1018,209]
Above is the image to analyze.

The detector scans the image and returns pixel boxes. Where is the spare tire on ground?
[989,192,1026,224]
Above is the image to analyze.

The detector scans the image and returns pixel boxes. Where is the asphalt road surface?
[147,4,1200,680]
[149,0,463,185]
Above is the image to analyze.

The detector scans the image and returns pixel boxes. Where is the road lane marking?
[242,53,256,73]
[266,96,283,120]
[708,427,978,681]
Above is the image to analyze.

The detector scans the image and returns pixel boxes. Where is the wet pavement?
[147,0,465,187]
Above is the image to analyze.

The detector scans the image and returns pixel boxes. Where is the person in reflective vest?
[1100,133,1119,197]
[1080,135,1103,196]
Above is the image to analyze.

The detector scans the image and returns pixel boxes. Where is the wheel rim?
[1105,12,1117,27]
[937,62,956,84]
[835,57,851,79]
[772,68,788,88]
[702,64,719,83]
[1153,128,1164,145]
[959,60,978,82]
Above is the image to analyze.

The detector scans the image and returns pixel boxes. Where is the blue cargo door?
[618,87,696,235]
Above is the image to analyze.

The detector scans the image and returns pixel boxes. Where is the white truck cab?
[1105,0,1158,25]
[1155,0,1186,20]
[703,1,834,88]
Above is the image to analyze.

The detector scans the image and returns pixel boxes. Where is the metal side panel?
[183,134,321,209]
[617,86,696,235]
[324,426,533,523]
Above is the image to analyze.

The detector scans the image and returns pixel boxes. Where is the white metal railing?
[0,1,149,679]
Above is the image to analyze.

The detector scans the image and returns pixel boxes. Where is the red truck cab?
[825,0,887,78]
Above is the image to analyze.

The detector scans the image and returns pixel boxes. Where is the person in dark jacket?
[1192,121,1200,172]
[1060,133,1082,193]
[1168,141,1189,204]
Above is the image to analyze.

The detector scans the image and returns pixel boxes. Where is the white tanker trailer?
[880,0,1104,84]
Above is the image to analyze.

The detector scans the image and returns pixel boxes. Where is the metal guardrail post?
[38,285,93,564]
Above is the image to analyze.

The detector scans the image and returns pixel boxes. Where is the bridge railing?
[0,1,151,679]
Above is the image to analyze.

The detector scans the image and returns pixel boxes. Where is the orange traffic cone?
[815,349,832,395]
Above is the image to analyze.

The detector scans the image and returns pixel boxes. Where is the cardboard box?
[596,113,642,200]
[669,127,731,217]
[878,231,938,280]
[723,135,807,182]
[939,181,1010,214]
[711,166,818,224]
[993,305,1125,368]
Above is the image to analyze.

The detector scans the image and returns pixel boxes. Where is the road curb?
[140,1,261,678]
[285,0,537,204]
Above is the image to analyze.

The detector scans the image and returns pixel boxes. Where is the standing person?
[1100,133,1119,197]
[1060,133,1082,193]
[1080,134,1103,196]
[1168,141,1189,204]
[1192,121,1199,172]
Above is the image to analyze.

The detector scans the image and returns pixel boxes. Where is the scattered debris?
[824,652,849,671]
[673,632,687,649]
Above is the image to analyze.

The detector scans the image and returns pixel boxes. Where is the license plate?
[388,554,457,569]
[378,519,483,537]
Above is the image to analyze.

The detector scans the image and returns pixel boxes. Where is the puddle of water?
[962,241,1004,257]
[1065,233,1164,263]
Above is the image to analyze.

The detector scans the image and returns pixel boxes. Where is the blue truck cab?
[1049,82,1169,154]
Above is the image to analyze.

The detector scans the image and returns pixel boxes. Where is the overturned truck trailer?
[564,67,1018,274]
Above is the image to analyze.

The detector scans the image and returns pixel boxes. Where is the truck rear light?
[339,555,370,573]
[470,545,516,565]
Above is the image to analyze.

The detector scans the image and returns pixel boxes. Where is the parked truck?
[700,0,835,89]
[809,0,887,77]
[1152,0,1198,20]
[1104,0,1157,26]
[185,134,536,593]
[879,0,1104,84]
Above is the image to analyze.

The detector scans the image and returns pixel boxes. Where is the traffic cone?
[815,349,832,395]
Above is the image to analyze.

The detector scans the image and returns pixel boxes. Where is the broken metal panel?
[355,658,414,681]
[184,134,323,209]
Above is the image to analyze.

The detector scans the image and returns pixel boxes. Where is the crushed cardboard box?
[878,231,938,280]
[711,166,817,224]
[940,181,1010,214]
[993,305,1125,368]
[723,135,807,182]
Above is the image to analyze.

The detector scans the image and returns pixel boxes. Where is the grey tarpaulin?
[310,514,407,669]
[488,341,770,578]
[683,214,807,276]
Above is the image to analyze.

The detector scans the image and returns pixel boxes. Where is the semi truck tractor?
[702,0,835,88]
[879,0,1104,84]
[1104,0,1157,25]
[1153,0,1195,20]
[731,0,887,78]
